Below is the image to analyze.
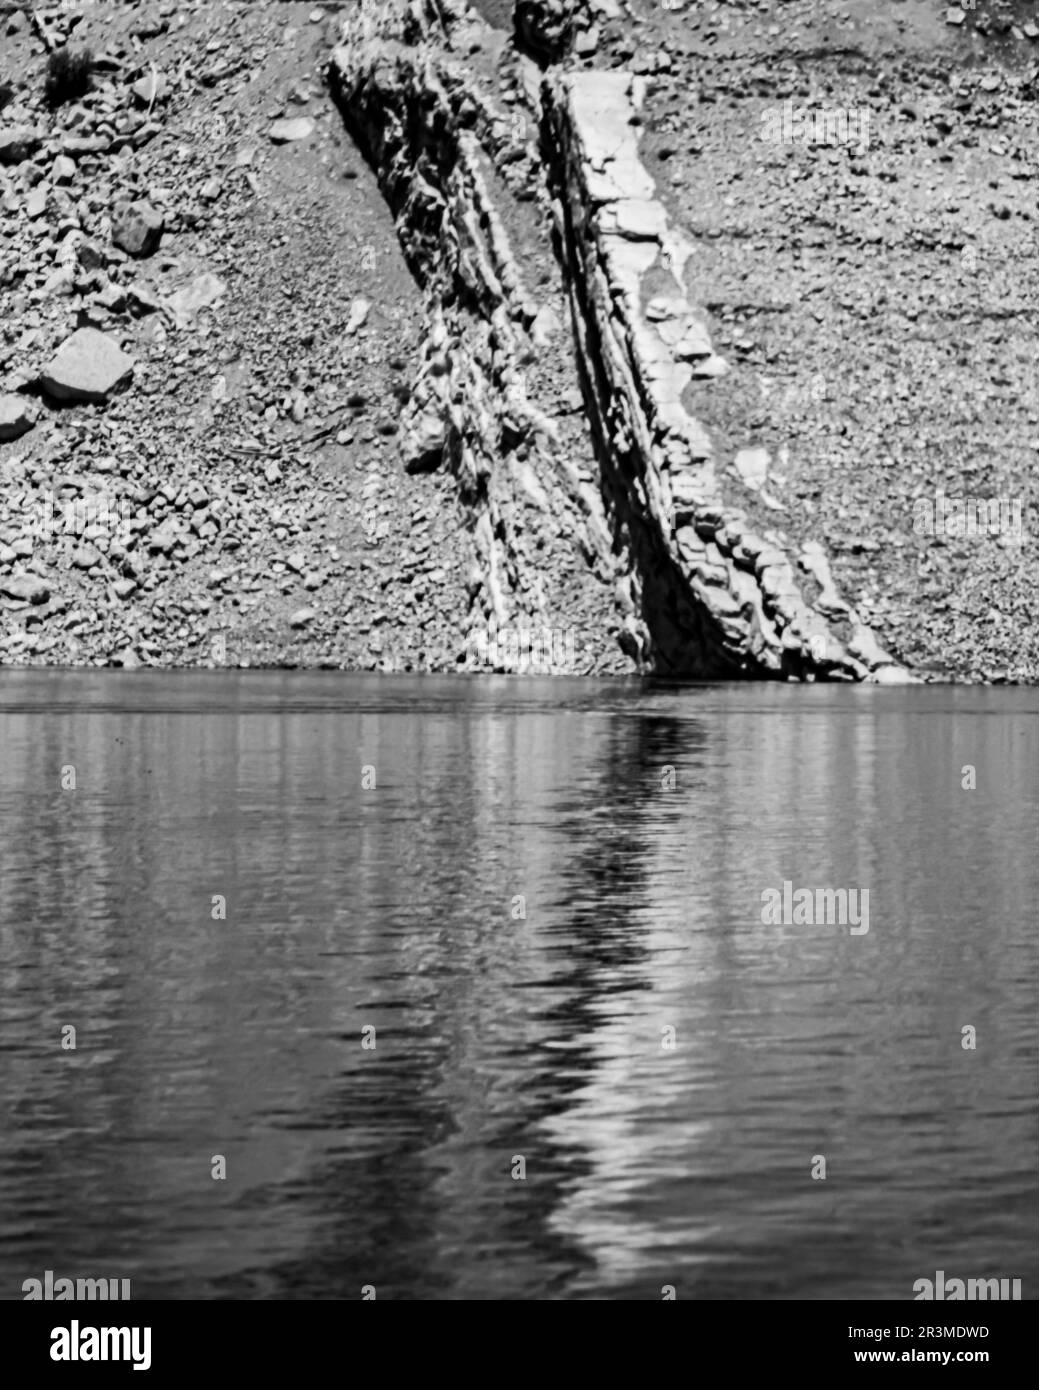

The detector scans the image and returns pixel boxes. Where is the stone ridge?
[544,65,910,680]
[331,0,911,680]
[330,0,628,658]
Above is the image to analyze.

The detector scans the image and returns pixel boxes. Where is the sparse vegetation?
[44,47,94,108]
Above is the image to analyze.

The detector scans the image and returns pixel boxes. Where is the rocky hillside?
[0,0,1036,679]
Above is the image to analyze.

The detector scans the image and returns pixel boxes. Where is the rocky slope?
[1,0,1036,679]
[1,0,623,673]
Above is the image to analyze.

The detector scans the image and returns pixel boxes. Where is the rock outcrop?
[543,67,906,680]
[327,0,909,679]
[330,0,625,656]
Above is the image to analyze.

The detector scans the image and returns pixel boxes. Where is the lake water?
[0,672,1036,1300]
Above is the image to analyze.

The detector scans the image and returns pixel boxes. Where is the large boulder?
[0,393,38,441]
[0,126,42,166]
[402,409,448,474]
[1,574,49,604]
[40,328,135,404]
[269,116,315,143]
[111,199,164,257]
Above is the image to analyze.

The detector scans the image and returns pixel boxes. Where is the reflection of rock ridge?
[530,708,709,1292]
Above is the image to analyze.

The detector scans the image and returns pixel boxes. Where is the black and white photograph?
[0,0,1035,1361]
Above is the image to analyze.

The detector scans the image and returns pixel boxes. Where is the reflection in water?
[0,674,1037,1299]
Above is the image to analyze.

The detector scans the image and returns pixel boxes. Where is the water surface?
[0,673,1036,1299]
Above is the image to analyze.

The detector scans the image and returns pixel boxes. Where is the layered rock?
[542,67,906,680]
[328,0,910,680]
[329,0,622,650]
